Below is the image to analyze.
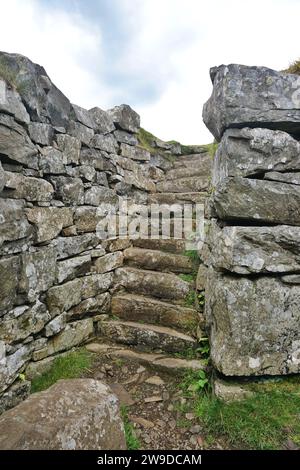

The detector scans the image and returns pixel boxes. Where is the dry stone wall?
[0,52,210,410]
[203,64,300,377]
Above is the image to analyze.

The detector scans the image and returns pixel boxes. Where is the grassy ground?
[30,349,93,393]
[121,406,141,450]
[180,371,300,450]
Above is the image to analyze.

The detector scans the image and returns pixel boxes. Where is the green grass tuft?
[202,142,219,158]
[31,349,93,393]
[179,273,196,283]
[283,59,300,76]
[121,406,140,450]
[137,128,158,154]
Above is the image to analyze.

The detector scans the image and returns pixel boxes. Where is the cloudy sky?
[0,0,299,143]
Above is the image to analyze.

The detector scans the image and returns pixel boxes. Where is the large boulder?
[0,379,126,450]
[0,52,71,127]
[213,127,300,185]
[203,64,300,141]
[205,270,300,376]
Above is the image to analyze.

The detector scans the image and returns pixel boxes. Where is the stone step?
[156,176,209,193]
[148,192,207,205]
[173,152,210,168]
[98,320,197,354]
[123,247,194,273]
[111,293,199,331]
[114,267,191,302]
[85,342,205,376]
[132,238,186,254]
[165,154,211,180]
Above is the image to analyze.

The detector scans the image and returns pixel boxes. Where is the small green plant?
[180,369,210,395]
[19,373,26,382]
[179,273,196,283]
[196,337,210,359]
[121,406,140,450]
[184,250,200,264]
[185,290,196,306]
[197,292,205,308]
[31,349,92,393]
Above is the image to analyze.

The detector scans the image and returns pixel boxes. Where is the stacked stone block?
[202,64,300,377]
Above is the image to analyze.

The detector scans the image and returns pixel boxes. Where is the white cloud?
[0,0,114,108]
[0,0,300,144]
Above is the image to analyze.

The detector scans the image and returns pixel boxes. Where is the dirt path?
[83,352,223,450]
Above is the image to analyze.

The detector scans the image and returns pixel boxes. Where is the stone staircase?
[90,151,210,374]
[93,238,205,374]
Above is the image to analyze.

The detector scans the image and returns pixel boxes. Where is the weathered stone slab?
[81,273,113,300]
[54,234,99,260]
[39,147,66,174]
[90,134,118,153]
[56,134,81,165]
[114,267,190,301]
[57,254,91,283]
[205,270,300,376]
[25,207,73,242]
[203,221,300,274]
[74,206,106,233]
[89,107,115,134]
[0,117,38,168]
[203,64,300,141]
[120,143,150,161]
[71,104,95,129]
[0,256,20,313]
[4,171,54,202]
[84,186,119,206]
[0,51,71,127]
[264,171,300,185]
[45,313,67,337]
[79,148,105,169]
[212,177,300,225]
[93,251,123,273]
[111,293,198,331]
[68,121,94,146]
[99,320,196,354]
[0,199,32,247]
[46,273,113,315]
[213,128,300,184]
[0,162,5,192]
[32,319,93,360]
[19,246,56,301]
[66,164,96,182]
[107,104,140,133]
[124,247,194,273]
[0,379,126,450]
[0,301,50,343]
[114,130,138,146]
[28,123,54,146]
[67,293,110,319]
[156,176,209,193]
[0,78,30,124]
[0,343,33,393]
[0,379,31,414]
[51,176,84,205]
